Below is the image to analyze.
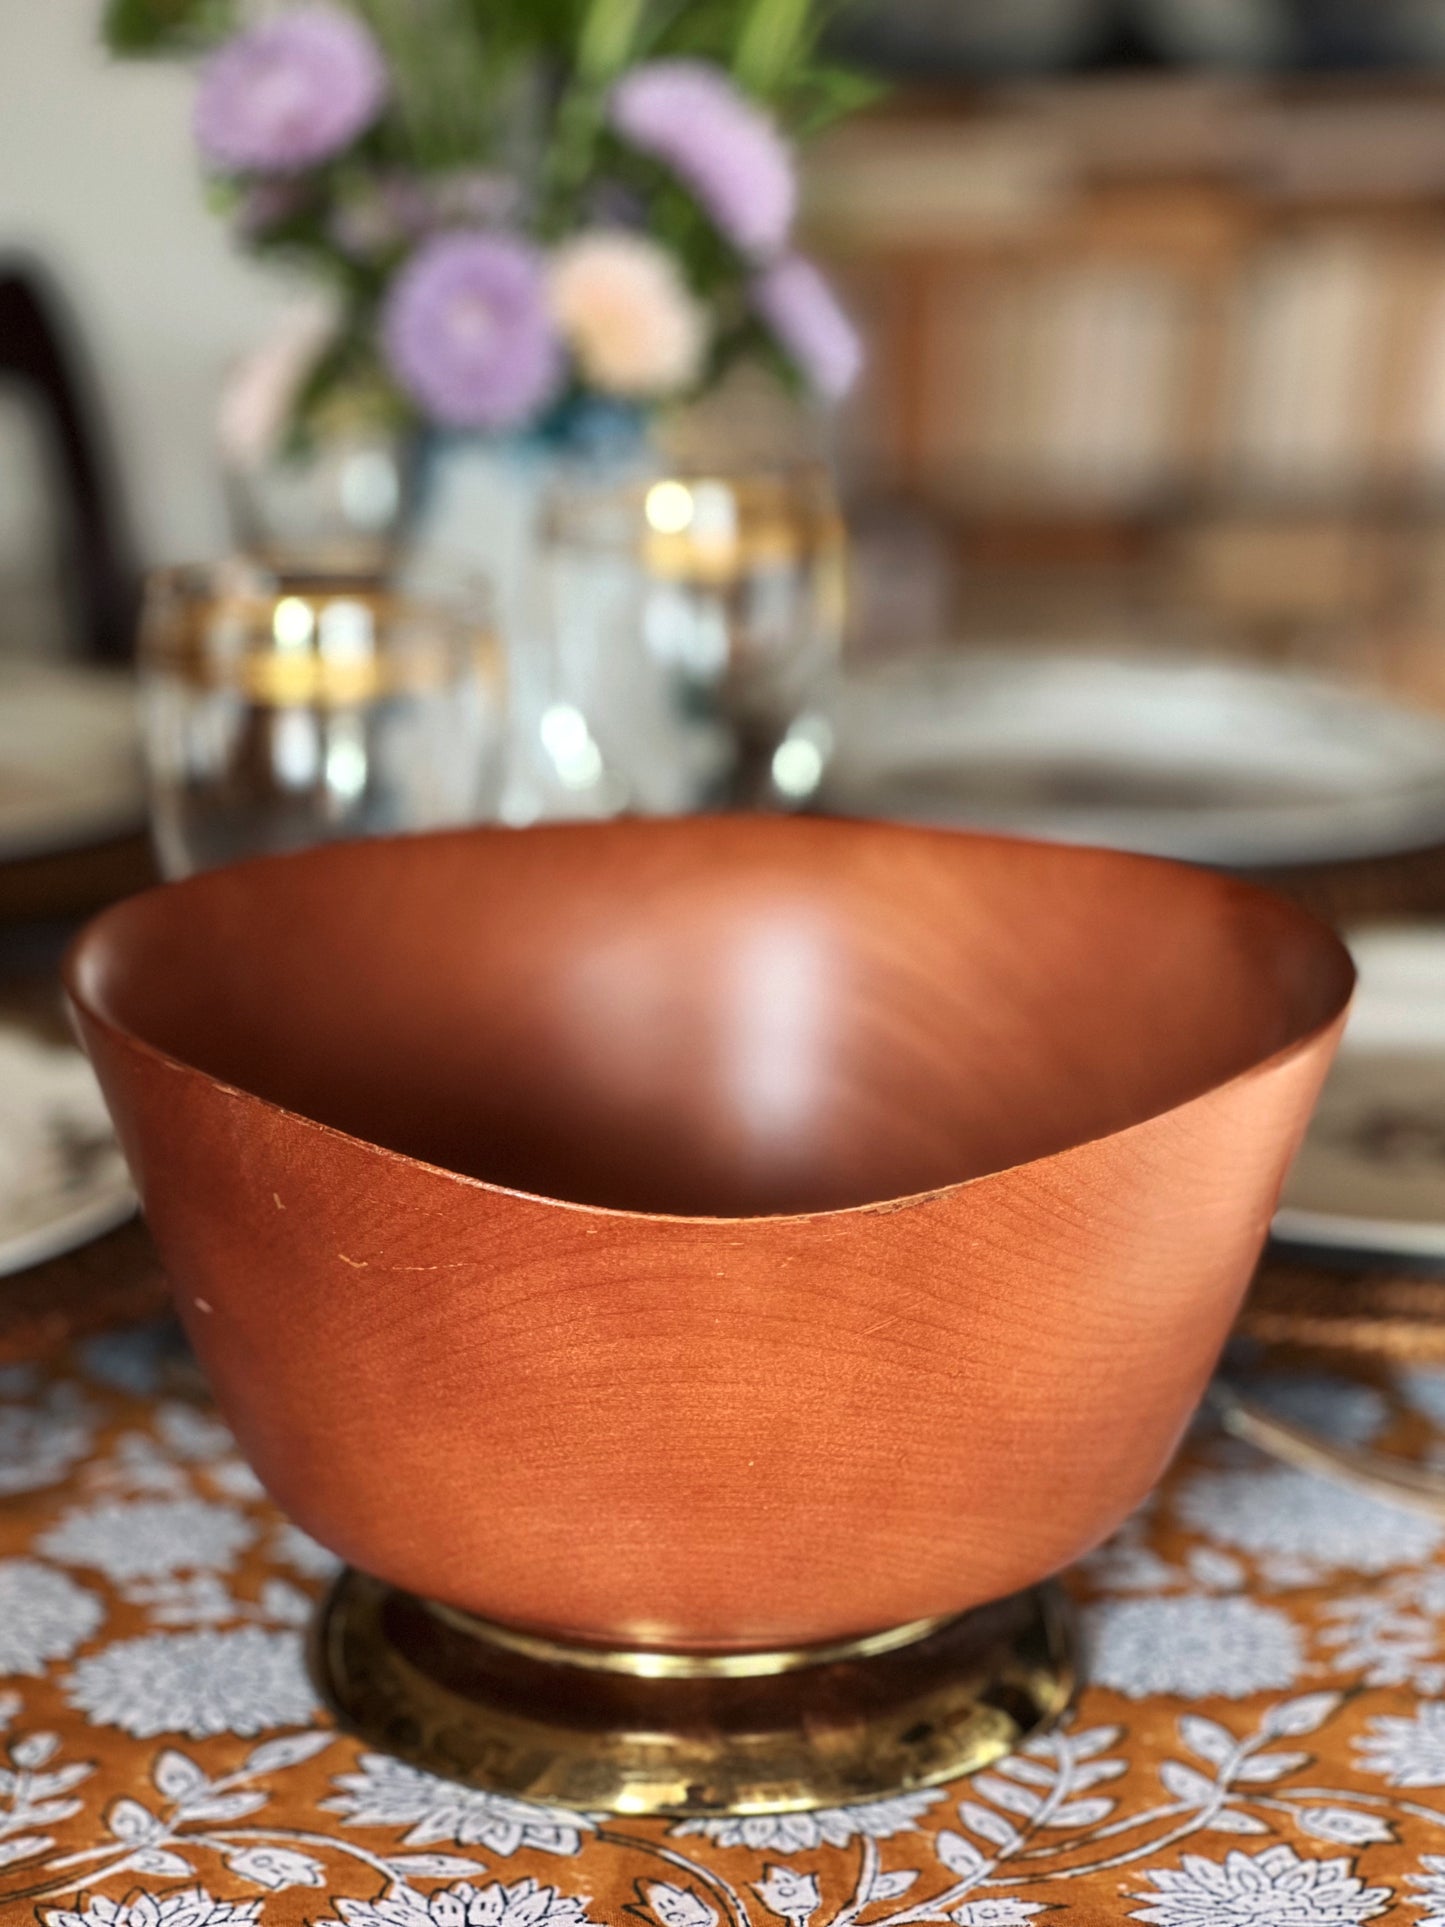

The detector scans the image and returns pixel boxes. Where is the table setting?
[11,773,1445,1923]
[1,1327,1445,1927]
[18,2,1445,1923]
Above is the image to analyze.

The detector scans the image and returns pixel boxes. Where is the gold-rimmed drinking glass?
[138,559,503,878]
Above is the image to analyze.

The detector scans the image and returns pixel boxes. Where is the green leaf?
[791,61,886,135]
[101,0,233,55]
[576,0,650,82]
[645,0,740,64]
[349,0,502,171]
[734,0,817,94]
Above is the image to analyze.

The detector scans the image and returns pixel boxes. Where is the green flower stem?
[577,0,651,84]
[734,0,815,94]
[536,79,607,235]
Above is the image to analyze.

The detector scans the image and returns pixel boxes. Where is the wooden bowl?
[64,818,1353,1651]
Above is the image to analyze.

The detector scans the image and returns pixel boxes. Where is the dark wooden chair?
[0,260,139,663]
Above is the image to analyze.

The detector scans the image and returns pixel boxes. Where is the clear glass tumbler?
[536,463,846,815]
[138,559,503,878]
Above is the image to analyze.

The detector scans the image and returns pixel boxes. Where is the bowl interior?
[68,819,1352,1217]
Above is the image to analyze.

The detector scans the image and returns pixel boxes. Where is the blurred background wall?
[804,69,1445,692]
[0,0,288,567]
[24,1,1445,689]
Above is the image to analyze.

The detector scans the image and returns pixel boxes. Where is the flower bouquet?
[102,0,875,451]
[106,0,876,819]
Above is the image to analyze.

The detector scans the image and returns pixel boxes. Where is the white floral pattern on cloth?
[0,1559,104,1675]
[8,1338,1445,1919]
[269,1523,341,1582]
[1232,1370,1391,1447]
[315,1877,595,1924]
[0,1385,95,1498]
[74,1325,181,1399]
[42,1894,262,1927]
[116,1572,309,1632]
[950,1906,1048,1926]
[1355,1704,1445,1786]
[1316,1571,1445,1694]
[1126,1843,1392,1924]
[38,1501,256,1583]
[204,1463,267,1506]
[1084,1593,1304,1698]
[150,1406,234,1465]
[62,1626,318,1737]
[1409,1853,1445,1925]
[1400,1371,1445,1430]
[671,1791,943,1851]
[1175,1464,1445,1578]
[324,1754,595,1855]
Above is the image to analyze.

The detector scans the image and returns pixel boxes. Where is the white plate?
[0,664,146,862]
[821,651,1445,868]
[0,1025,135,1280]
[0,1180,136,1280]
[1275,925,1445,1257]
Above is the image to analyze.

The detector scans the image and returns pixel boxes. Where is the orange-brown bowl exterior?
[64,818,1353,1650]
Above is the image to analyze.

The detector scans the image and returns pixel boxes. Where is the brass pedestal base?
[310,1570,1076,1817]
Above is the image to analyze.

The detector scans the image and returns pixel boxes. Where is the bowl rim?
[62,817,1357,1228]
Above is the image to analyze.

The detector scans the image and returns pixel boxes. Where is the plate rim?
[0,663,146,864]
[822,651,1445,868]
[1270,1204,1445,1260]
[1274,920,1445,1259]
[0,1179,137,1281]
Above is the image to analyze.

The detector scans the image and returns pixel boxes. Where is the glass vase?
[223,429,418,581]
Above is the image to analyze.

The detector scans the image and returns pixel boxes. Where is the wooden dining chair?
[0,259,139,664]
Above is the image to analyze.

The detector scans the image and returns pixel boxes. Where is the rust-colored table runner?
[1,1332,1445,1924]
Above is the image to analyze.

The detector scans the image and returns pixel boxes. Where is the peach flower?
[548,231,707,399]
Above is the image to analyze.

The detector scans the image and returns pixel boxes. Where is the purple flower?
[753,254,863,400]
[381,232,564,430]
[194,6,388,175]
[610,60,795,260]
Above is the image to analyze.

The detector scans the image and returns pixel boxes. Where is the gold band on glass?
[140,576,500,707]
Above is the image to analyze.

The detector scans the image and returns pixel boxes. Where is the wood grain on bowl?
[62,818,1353,1651]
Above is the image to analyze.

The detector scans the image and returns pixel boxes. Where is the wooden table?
[0,831,154,931]
[0,1219,170,1368]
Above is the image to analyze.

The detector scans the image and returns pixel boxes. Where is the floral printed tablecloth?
[6,1334,1445,1926]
